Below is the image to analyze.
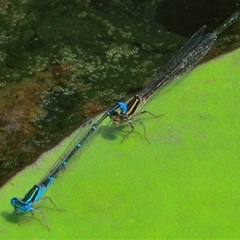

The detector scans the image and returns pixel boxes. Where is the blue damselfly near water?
[10,10,239,229]
[10,107,126,230]
[108,10,240,140]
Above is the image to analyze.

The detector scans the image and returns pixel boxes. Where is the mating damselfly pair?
[10,10,240,230]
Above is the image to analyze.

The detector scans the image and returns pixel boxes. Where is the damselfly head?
[10,197,31,212]
[109,111,121,125]
[110,112,129,126]
[111,116,121,126]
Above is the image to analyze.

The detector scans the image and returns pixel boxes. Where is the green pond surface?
[0,48,239,239]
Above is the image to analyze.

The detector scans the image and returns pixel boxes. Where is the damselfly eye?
[10,197,17,206]
[22,203,31,212]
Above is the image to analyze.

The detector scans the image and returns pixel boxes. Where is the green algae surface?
[0,48,239,238]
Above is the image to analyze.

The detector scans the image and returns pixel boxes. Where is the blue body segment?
[11,177,54,213]
[118,102,128,114]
